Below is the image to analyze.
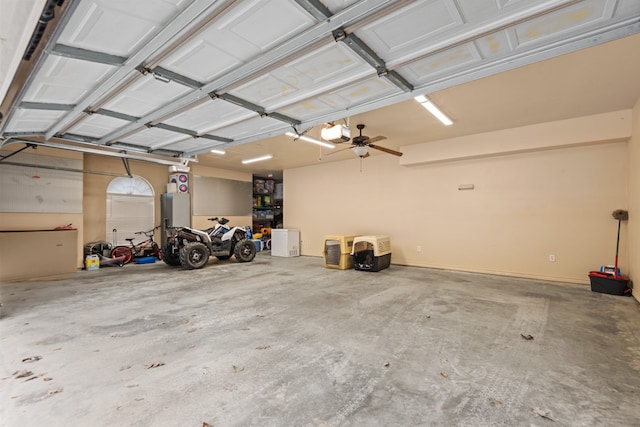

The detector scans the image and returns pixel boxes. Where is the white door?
[106,177,154,245]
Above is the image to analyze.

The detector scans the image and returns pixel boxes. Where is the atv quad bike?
[163,217,256,269]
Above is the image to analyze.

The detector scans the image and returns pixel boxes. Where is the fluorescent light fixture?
[321,124,350,143]
[209,149,225,155]
[242,154,273,164]
[414,95,453,126]
[286,131,335,149]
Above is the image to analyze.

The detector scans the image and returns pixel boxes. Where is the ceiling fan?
[327,124,403,158]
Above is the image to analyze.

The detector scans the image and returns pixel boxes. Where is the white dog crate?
[351,235,391,272]
[271,229,300,257]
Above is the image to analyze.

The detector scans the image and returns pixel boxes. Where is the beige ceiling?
[200,32,640,177]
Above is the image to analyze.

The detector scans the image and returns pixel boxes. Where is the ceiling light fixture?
[351,146,369,157]
[152,73,172,84]
[210,149,225,155]
[414,95,453,126]
[286,132,335,149]
[242,154,273,164]
[320,124,350,143]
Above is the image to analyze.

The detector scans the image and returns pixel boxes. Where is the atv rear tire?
[162,246,181,266]
[180,242,209,269]
[234,239,256,263]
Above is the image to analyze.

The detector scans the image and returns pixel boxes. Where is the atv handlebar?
[208,217,229,225]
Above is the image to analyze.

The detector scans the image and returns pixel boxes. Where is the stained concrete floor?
[1,253,639,427]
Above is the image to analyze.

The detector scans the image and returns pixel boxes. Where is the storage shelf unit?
[252,177,283,233]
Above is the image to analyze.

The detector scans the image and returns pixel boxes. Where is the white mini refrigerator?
[271,229,300,257]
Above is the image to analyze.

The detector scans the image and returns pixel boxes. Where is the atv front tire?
[180,242,209,269]
[234,239,256,263]
[162,245,181,266]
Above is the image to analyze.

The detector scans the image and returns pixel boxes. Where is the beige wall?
[400,110,631,165]
[285,114,631,284]
[630,98,640,302]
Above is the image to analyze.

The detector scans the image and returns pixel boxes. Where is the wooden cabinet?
[0,229,78,281]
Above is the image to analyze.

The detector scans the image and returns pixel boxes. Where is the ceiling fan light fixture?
[415,95,453,126]
[352,146,369,157]
[242,154,273,164]
[321,124,350,143]
[286,131,335,149]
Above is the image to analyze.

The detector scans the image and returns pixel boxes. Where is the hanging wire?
[32,146,40,179]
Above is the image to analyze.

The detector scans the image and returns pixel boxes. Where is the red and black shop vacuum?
[588,209,632,296]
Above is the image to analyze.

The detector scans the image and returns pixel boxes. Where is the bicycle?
[111,226,162,264]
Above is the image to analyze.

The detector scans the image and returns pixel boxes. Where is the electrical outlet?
[417,246,422,252]
[549,254,556,262]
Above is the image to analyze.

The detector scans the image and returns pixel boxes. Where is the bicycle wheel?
[111,246,133,264]
[153,243,162,260]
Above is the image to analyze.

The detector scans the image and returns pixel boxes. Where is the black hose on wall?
[23,0,65,61]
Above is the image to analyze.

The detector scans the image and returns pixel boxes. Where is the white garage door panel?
[275,76,401,121]
[400,42,483,84]
[161,0,316,84]
[67,114,130,138]
[4,109,67,133]
[212,115,289,141]
[120,127,187,149]
[512,0,612,48]
[58,0,191,56]
[164,99,256,135]
[102,75,192,117]
[22,56,115,104]
[230,43,373,110]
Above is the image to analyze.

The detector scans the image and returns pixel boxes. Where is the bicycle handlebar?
[134,225,161,237]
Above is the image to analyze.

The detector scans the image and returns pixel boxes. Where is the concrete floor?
[1,253,639,427]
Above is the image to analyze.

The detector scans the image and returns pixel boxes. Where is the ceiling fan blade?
[368,143,403,157]
[324,146,353,156]
[366,135,386,144]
